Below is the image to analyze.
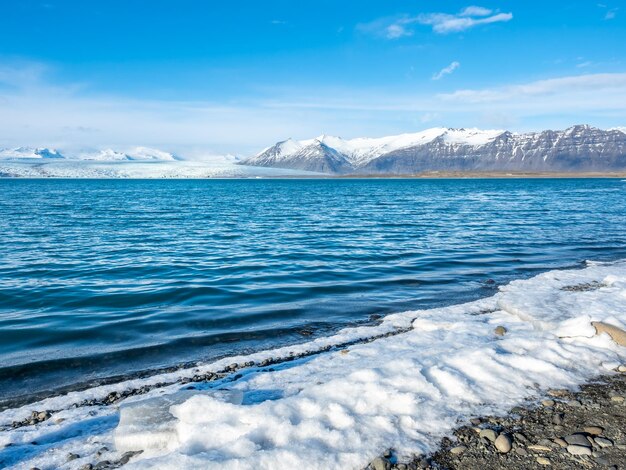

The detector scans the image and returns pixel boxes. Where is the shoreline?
[369,372,626,470]
[1,260,625,469]
[1,171,626,180]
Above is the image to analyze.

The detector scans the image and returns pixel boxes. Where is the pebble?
[494,326,507,336]
[450,445,467,455]
[495,434,512,453]
[567,399,582,407]
[371,457,390,470]
[79,465,93,470]
[541,399,555,407]
[470,418,482,426]
[618,365,626,373]
[67,453,80,461]
[536,457,551,465]
[528,445,552,452]
[119,451,142,465]
[594,456,611,466]
[564,433,592,447]
[584,426,604,435]
[594,437,614,448]
[567,444,593,456]
[610,396,624,403]
[515,447,528,455]
[591,321,626,346]
[553,438,568,448]
[547,389,568,397]
[514,432,529,444]
[479,429,497,442]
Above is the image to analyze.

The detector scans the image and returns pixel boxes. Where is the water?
[1,178,625,405]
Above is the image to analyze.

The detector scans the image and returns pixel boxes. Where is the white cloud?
[0,62,49,89]
[432,61,460,80]
[577,61,593,68]
[598,3,618,19]
[417,11,513,34]
[459,6,493,17]
[385,24,412,39]
[1,62,626,153]
[440,73,626,103]
[371,6,513,39]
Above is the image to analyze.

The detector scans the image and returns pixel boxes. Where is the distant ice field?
[0,178,625,407]
[0,159,321,178]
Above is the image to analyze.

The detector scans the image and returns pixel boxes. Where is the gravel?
[368,372,626,469]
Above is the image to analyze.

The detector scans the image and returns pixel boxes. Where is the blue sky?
[0,1,625,155]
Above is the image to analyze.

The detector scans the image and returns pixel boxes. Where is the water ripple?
[0,178,625,402]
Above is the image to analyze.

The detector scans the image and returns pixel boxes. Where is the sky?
[0,0,625,156]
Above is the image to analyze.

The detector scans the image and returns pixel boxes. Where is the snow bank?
[1,260,625,470]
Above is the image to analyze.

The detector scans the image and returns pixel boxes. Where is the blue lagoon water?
[1,178,625,405]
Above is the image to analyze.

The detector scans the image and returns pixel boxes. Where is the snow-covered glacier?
[0,148,321,178]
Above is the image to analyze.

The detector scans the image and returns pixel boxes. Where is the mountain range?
[0,146,178,162]
[242,125,626,174]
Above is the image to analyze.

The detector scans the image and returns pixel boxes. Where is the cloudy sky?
[0,1,624,156]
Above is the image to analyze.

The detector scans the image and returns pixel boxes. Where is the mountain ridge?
[242,125,626,174]
[0,146,178,162]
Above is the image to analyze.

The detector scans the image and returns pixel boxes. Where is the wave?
[1,260,626,469]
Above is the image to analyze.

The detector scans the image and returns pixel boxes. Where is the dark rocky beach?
[370,370,626,470]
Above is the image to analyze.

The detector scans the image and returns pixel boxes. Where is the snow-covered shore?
[1,260,625,469]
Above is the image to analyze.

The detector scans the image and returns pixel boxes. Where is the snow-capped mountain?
[0,147,65,160]
[243,125,626,174]
[78,147,178,161]
[0,146,178,162]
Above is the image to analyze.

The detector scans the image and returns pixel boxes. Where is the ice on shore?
[114,390,243,454]
[1,260,625,470]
